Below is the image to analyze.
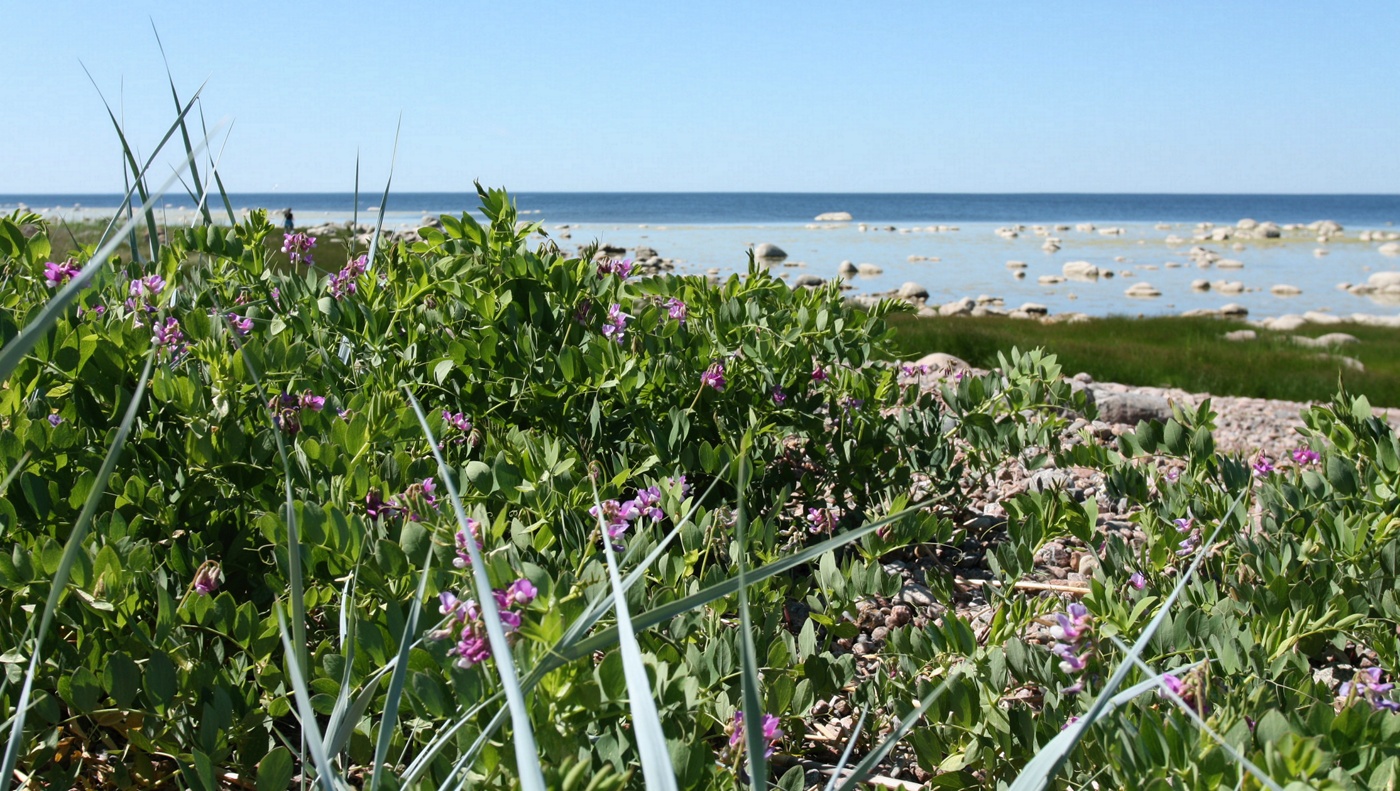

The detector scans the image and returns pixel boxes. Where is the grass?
[887,313,1400,406]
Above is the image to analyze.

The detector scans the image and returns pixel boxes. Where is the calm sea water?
[6,193,1400,318]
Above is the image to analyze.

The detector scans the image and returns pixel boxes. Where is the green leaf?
[145,651,177,707]
[68,667,102,713]
[257,747,295,791]
[104,652,140,709]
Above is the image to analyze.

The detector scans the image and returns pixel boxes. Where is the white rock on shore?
[814,211,853,222]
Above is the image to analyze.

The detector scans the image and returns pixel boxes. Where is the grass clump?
[889,313,1400,405]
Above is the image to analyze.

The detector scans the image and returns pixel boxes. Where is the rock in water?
[792,274,824,287]
[1062,261,1100,279]
[753,243,787,259]
[814,211,853,222]
[898,281,930,300]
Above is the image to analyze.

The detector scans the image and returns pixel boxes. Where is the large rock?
[1019,302,1049,315]
[1237,218,1258,230]
[792,274,825,287]
[857,262,883,276]
[838,260,858,275]
[898,281,930,300]
[1092,390,1174,425]
[1270,284,1302,296]
[1124,282,1161,297]
[753,243,787,259]
[1380,242,1400,256]
[913,352,970,371]
[1367,271,1400,289]
[939,297,976,316]
[814,211,853,222]
[1062,260,1100,279]
[1220,303,1249,317]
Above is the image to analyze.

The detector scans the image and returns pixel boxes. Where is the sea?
[6,192,1400,318]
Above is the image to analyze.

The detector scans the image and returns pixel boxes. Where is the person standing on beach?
[283,208,295,232]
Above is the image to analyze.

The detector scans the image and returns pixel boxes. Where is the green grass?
[887,313,1400,406]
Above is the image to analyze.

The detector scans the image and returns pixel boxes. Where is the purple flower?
[1292,447,1320,465]
[1051,643,1089,674]
[806,506,836,534]
[597,258,633,279]
[453,519,482,567]
[701,362,726,392]
[590,499,638,540]
[47,414,63,427]
[1050,603,1092,645]
[1165,467,1180,482]
[730,711,784,758]
[152,317,188,360]
[329,254,368,299]
[270,392,305,435]
[772,386,786,405]
[433,583,534,669]
[271,287,281,307]
[300,391,326,412]
[1128,572,1147,590]
[1252,454,1275,477]
[573,299,593,326]
[43,259,82,287]
[601,303,632,344]
[665,297,687,325]
[193,562,220,596]
[226,312,253,336]
[366,489,389,519]
[282,232,316,266]
[506,578,537,607]
[1159,673,1186,698]
[1338,667,1400,712]
[1173,517,1194,534]
[668,475,691,496]
[811,364,828,382]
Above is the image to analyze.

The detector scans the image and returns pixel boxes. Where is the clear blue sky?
[5,1,1399,194]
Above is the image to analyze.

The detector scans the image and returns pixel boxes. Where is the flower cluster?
[269,390,326,435]
[396,477,439,522]
[152,317,189,360]
[665,297,687,325]
[440,410,474,447]
[811,364,828,383]
[434,579,538,669]
[1173,516,1201,557]
[1338,668,1399,713]
[282,232,316,266]
[127,275,166,315]
[589,483,672,544]
[771,386,786,405]
[596,258,633,279]
[727,711,783,760]
[701,361,726,392]
[1252,454,1275,476]
[226,312,253,336]
[1050,603,1094,694]
[329,254,367,299]
[43,259,81,287]
[1292,447,1320,465]
[601,303,631,344]
[900,363,931,378]
[806,506,836,534]
[453,519,483,568]
[193,561,221,597]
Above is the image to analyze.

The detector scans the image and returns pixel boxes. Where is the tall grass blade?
[832,669,962,791]
[198,107,236,226]
[403,389,546,791]
[150,21,212,226]
[0,350,157,791]
[322,561,364,759]
[1113,646,1282,791]
[366,118,400,271]
[1005,484,1249,791]
[594,480,680,791]
[823,706,868,791]
[369,545,435,791]
[0,118,221,384]
[276,610,345,791]
[733,455,769,789]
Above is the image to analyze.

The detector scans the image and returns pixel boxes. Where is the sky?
[3,1,1399,194]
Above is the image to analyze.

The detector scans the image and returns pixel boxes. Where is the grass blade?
[1005,484,1249,791]
[832,669,963,791]
[276,609,345,791]
[150,21,212,227]
[0,350,157,791]
[594,480,680,791]
[823,706,868,791]
[403,388,546,791]
[198,107,237,226]
[369,545,435,790]
[733,454,769,789]
[0,121,221,383]
[366,118,400,271]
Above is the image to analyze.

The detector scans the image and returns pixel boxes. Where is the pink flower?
[772,386,786,405]
[601,303,632,344]
[597,258,633,279]
[453,520,482,568]
[282,232,316,266]
[1292,447,1320,465]
[701,362,726,392]
[665,297,687,325]
[730,711,784,758]
[193,562,221,596]
[1128,572,1147,590]
[43,259,82,287]
[811,364,828,382]
[806,507,836,534]
[226,312,253,336]
[1252,454,1275,476]
[47,414,63,427]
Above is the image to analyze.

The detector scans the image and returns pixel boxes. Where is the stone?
[1314,332,1359,346]
[1217,259,1244,269]
[897,281,930,300]
[1271,284,1302,296]
[1381,242,1400,256]
[896,583,937,607]
[753,242,787,259]
[1213,281,1245,294]
[634,245,659,260]
[814,211,853,222]
[1092,390,1174,425]
[1124,282,1161,297]
[838,260,858,275]
[1367,271,1400,288]
[1019,302,1049,316]
[939,297,976,316]
[1062,260,1100,279]
[1005,260,1028,269]
[914,352,970,371]
[792,274,824,287]
[857,263,883,276]
[1224,329,1257,341]
[1254,222,1282,238]
[1267,315,1307,332]
[1303,311,1342,325]
[1237,218,1258,230]
[1027,469,1070,493]
[1038,275,1065,285]
[1312,220,1343,235]
[1190,279,1210,291]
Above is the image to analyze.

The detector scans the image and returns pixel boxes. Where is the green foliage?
[3,185,1399,790]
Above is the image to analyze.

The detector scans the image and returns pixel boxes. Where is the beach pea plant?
[2,148,1400,791]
